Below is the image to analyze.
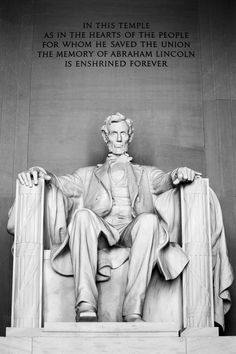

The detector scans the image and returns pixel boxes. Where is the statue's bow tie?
[107,153,133,164]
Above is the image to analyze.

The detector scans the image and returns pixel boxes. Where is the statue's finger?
[190,170,195,181]
[173,178,180,185]
[39,172,51,181]
[183,168,189,180]
[17,174,25,185]
[21,173,29,186]
[43,174,51,181]
[177,171,183,181]
[185,168,193,181]
[26,172,32,187]
[32,170,38,185]
[194,171,202,179]
[180,170,187,181]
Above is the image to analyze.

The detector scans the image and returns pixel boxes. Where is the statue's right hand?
[17,167,51,187]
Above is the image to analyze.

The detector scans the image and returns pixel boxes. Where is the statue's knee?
[73,209,94,224]
[137,213,158,229]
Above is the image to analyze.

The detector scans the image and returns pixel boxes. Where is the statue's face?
[107,121,130,155]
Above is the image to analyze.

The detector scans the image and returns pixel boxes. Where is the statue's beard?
[107,142,129,155]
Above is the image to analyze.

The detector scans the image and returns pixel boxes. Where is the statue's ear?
[101,130,109,144]
[128,132,134,143]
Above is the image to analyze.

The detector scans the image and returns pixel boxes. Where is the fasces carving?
[181,178,214,328]
[11,180,44,328]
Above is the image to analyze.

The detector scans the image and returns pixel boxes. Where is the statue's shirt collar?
[107,153,133,165]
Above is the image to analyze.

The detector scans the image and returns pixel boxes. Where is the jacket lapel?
[95,160,144,206]
[127,163,143,205]
[94,160,111,193]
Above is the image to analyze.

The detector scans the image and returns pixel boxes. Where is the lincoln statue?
[16,112,228,323]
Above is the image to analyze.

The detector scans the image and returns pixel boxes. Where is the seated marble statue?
[16,112,233,324]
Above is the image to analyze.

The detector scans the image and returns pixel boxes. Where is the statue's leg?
[121,213,160,320]
[68,208,110,320]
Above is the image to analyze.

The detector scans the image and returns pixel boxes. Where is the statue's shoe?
[76,311,97,322]
[123,314,145,322]
[75,302,97,322]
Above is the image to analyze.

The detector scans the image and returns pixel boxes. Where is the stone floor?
[0,323,235,353]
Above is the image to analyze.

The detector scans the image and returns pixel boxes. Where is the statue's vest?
[84,161,155,218]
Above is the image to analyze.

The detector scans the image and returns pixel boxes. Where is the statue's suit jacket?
[47,160,188,280]
[52,160,175,216]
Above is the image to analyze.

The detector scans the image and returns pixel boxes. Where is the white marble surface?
[43,321,179,336]
[32,337,185,354]
[0,337,31,354]
[186,336,236,354]
[181,327,219,337]
[6,322,179,337]
[43,251,75,322]
[2,335,236,354]
[181,178,214,328]
[44,250,183,326]
[12,180,44,328]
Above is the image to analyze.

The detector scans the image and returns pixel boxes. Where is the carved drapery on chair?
[10,178,231,333]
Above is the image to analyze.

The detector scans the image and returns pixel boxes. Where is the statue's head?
[101,112,134,155]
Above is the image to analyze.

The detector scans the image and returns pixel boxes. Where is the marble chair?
[8,177,233,334]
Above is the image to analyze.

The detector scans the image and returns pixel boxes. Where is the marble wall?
[0,0,235,335]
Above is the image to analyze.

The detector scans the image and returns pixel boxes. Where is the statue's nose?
[117,133,122,142]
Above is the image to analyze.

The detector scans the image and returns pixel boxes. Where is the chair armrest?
[11,179,45,328]
[180,177,214,330]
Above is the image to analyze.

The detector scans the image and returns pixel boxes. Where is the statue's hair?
[101,112,134,143]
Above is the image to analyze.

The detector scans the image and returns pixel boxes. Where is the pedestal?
[2,324,236,354]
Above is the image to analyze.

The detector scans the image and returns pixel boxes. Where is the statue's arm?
[150,166,202,195]
[149,168,176,195]
[8,166,84,237]
[17,166,84,198]
[48,171,83,198]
